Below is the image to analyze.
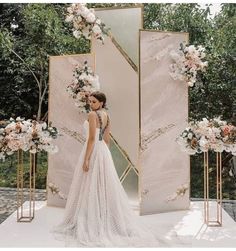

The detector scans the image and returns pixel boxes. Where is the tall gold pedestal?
[17,150,36,222]
[204,151,222,227]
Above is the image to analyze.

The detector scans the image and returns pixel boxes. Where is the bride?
[51,91,161,247]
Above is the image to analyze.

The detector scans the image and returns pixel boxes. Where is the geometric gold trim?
[110,134,139,181]
[110,34,138,72]
[17,150,36,222]
[94,5,144,73]
[94,4,143,12]
[204,151,222,227]
[110,133,134,167]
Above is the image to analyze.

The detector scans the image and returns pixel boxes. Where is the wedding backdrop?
[47,6,190,214]
[0,2,236,248]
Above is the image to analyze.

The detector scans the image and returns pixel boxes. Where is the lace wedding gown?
[51,111,162,247]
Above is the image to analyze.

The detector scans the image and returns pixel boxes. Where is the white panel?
[47,54,94,207]
[139,31,190,215]
[92,36,139,168]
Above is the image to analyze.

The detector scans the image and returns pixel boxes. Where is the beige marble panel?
[47,54,94,207]
[91,36,139,185]
[139,31,190,215]
[91,25,140,166]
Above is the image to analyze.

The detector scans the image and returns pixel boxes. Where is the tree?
[0,3,90,121]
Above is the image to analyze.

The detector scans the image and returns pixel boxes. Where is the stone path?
[0,187,235,224]
[222,200,236,221]
[0,187,46,224]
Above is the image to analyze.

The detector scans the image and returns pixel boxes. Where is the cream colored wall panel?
[92,37,139,170]
[47,54,94,207]
[139,31,190,215]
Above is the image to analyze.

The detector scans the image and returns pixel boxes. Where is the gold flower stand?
[203,151,222,227]
[17,149,36,222]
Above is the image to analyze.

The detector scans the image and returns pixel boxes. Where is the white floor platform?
[0,200,236,247]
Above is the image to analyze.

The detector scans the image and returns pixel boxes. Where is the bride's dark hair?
[90,91,108,109]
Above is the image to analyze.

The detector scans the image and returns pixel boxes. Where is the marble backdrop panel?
[91,35,139,200]
[139,31,190,215]
[47,54,94,207]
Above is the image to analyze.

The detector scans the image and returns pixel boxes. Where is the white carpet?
[0,200,235,247]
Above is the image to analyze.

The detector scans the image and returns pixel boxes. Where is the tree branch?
[9,48,41,90]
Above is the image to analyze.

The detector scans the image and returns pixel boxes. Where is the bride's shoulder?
[87,111,97,120]
[88,110,96,115]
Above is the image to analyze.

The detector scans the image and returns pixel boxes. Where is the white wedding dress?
[51,111,162,247]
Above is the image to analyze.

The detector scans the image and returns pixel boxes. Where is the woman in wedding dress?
[51,91,162,247]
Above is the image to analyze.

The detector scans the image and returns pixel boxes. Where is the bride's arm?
[84,111,97,161]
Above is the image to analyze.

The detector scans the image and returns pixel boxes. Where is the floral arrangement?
[65,3,109,44]
[66,60,100,113]
[169,43,208,87]
[0,117,59,161]
[176,117,236,155]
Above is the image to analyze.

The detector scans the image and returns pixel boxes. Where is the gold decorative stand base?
[204,151,222,227]
[17,150,36,222]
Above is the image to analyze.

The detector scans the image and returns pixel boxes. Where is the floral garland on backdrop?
[0,117,59,161]
[176,117,236,155]
[66,60,100,113]
[65,3,109,44]
[169,43,208,87]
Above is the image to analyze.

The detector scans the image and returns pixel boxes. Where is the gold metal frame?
[94,4,144,12]
[204,151,222,226]
[110,134,139,184]
[138,29,190,208]
[17,150,36,222]
[94,4,144,28]
[94,5,144,73]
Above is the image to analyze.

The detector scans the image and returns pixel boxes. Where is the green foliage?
[0,151,48,189]
[0,29,14,56]
[144,3,212,44]
[0,3,90,121]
